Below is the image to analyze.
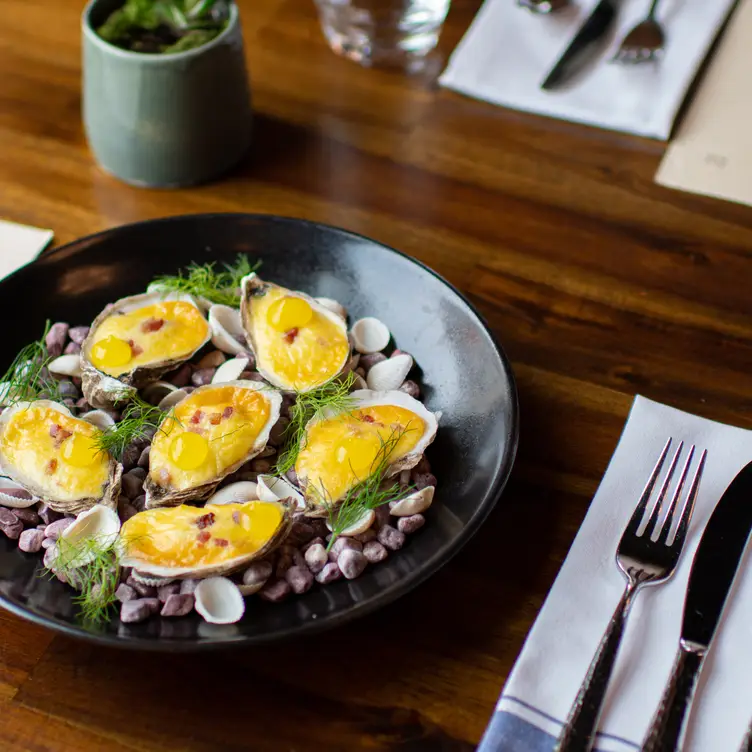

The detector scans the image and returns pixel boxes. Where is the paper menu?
[0,219,53,280]
[656,0,752,205]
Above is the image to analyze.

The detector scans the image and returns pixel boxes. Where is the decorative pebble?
[44,518,74,540]
[197,350,226,369]
[137,446,151,469]
[377,525,406,551]
[284,468,299,486]
[2,520,23,539]
[161,593,194,617]
[118,502,138,523]
[167,363,192,388]
[131,494,147,512]
[191,368,216,386]
[398,514,426,534]
[126,575,157,598]
[259,578,291,602]
[354,529,377,544]
[399,380,420,398]
[41,537,56,549]
[363,541,388,564]
[275,550,293,578]
[338,549,368,580]
[64,341,81,355]
[269,418,289,446]
[285,565,314,594]
[242,561,273,593]
[411,472,437,490]
[373,505,391,529]
[75,398,92,413]
[121,469,146,499]
[45,322,69,356]
[315,562,342,584]
[0,508,17,526]
[179,579,199,595]
[328,537,362,562]
[304,543,328,573]
[120,442,141,472]
[115,583,137,603]
[58,381,80,399]
[18,528,44,553]
[359,352,388,371]
[301,536,325,553]
[120,598,160,624]
[287,519,315,547]
[157,583,181,603]
[12,507,40,526]
[250,458,272,474]
[37,504,62,525]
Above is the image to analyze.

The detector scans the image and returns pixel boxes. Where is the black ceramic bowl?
[0,214,518,650]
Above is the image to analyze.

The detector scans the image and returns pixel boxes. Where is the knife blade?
[643,460,752,752]
[541,0,618,91]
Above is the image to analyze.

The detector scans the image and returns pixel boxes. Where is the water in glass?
[314,0,451,67]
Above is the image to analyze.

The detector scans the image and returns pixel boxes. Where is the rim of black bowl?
[0,213,519,650]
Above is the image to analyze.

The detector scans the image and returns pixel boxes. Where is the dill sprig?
[94,396,177,461]
[0,322,64,406]
[324,427,412,551]
[51,534,121,626]
[275,372,357,476]
[150,254,261,306]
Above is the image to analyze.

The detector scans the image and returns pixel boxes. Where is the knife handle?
[642,642,705,752]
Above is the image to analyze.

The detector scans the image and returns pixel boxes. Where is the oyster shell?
[119,499,293,578]
[81,291,210,409]
[0,400,121,514]
[294,389,438,516]
[240,274,351,393]
[144,380,282,508]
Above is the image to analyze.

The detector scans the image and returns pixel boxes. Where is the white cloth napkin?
[0,219,53,279]
[439,0,738,140]
[479,396,752,751]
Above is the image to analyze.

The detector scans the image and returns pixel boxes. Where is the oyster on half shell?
[120,499,293,579]
[240,274,351,393]
[144,380,282,509]
[81,291,211,409]
[0,400,121,514]
[294,389,438,516]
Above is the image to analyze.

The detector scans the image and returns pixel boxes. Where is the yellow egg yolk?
[88,300,209,377]
[248,285,349,392]
[295,404,425,505]
[121,501,284,574]
[0,405,110,501]
[149,385,272,491]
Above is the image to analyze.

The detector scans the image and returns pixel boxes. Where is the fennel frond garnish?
[150,254,261,307]
[325,426,413,550]
[274,372,357,476]
[51,534,121,626]
[0,322,64,406]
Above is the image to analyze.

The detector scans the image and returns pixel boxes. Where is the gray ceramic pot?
[82,0,252,188]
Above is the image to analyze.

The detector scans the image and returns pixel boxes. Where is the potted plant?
[82,0,253,188]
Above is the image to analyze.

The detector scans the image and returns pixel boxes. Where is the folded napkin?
[439,0,738,139]
[480,396,752,751]
[0,219,53,279]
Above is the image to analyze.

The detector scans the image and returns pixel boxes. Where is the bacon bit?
[127,339,144,357]
[196,530,211,544]
[49,424,72,448]
[209,413,222,426]
[49,424,61,438]
[232,511,241,525]
[46,459,58,475]
[195,512,216,530]
[141,317,165,333]
[157,468,172,486]
[222,406,234,420]
[190,410,204,425]
[283,328,299,344]
[213,538,229,547]
[361,414,375,423]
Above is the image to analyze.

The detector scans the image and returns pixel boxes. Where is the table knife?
[541,0,619,90]
[642,460,752,752]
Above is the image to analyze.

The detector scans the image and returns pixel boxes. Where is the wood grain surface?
[2,1,751,749]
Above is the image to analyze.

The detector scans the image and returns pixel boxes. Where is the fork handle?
[554,579,639,752]
[642,642,705,752]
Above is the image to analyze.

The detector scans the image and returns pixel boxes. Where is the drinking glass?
[313,0,451,68]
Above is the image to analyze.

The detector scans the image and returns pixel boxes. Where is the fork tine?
[667,449,707,549]
[625,438,672,535]
[643,440,684,539]
[657,445,695,545]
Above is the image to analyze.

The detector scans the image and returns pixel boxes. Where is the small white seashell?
[350,317,391,354]
[389,486,434,517]
[195,577,246,625]
[142,381,178,405]
[366,353,413,392]
[209,305,248,355]
[157,389,188,411]
[0,477,37,509]
[47,354,83,378]
[80,410,117,431]
[212,357,249,384]
[206,481,259,506]
[257,475,305,509]
[315,297,347,320]
[59,504,121,567]
[326,508,375,537]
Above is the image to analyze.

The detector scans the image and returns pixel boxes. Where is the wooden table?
[2,1,752,749]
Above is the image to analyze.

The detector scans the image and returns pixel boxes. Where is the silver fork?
[611,0,666,64]
[554,438,707,752]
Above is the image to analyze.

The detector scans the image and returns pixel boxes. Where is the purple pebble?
[11,507,39,526]
[363,541,388,564]
[120,443,141,472]
[328,537,362,562]
[44,518,74,540]
[179,579,199,595]
[64,341,81,355]
[18,528,44,553]
[45,322,69,356]
[359,353,387,371]
[338,549,368,580]
[115,583,137,603]
[126,575,157,598]
[377,525,406,552]
[131,494,147,512]
[137,446,151,469]
[399,380,420,399]
[121,469,145,499]
[191,368,216,387]
[285,565,314,594]
[161,593,194,617]
[0,508,17,526]
[120,598,159,624]
[68,326,90,345]
[259,578,291,602]
[37,504,62,525]
[411,472,437,491]
[41,537,56,549]
[157,583,181,603]
[304,543,328,574]
[315,562,342,585]
[398,514,425,534]
[168,363,192,388]
[301,536,325,553]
